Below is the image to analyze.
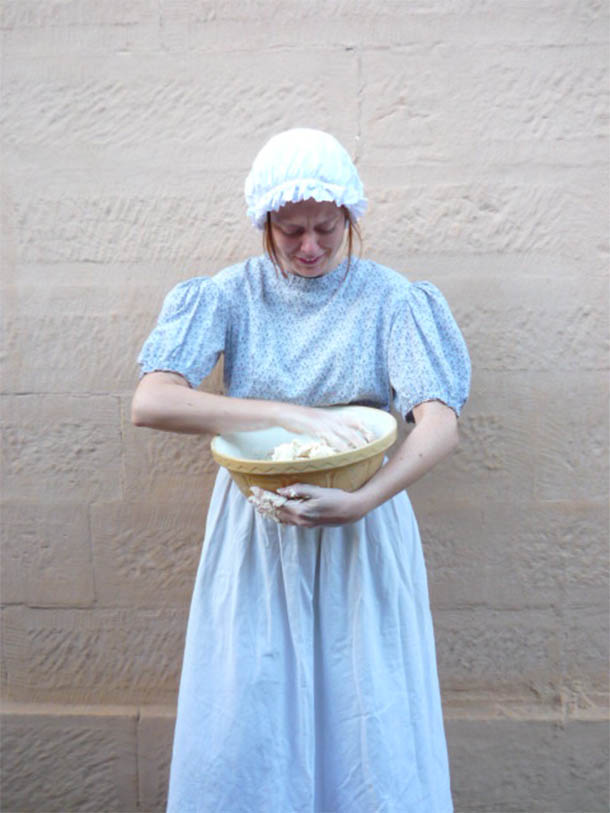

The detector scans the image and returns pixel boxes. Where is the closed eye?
[274,219,339,236]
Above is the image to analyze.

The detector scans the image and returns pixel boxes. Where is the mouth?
[296,255,324,266]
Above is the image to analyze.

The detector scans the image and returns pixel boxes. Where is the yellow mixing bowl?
[211,405,397,497]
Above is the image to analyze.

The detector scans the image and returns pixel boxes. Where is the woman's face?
[269,199,347,278]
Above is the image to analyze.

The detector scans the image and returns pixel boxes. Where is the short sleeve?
[388,281,471,417]
[137,277,227,388]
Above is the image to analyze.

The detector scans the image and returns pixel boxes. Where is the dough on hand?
[248,486,289,522]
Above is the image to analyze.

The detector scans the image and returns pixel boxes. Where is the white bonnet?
[245,128,367,230]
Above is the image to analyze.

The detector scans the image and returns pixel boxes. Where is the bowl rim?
[211,407,398,474]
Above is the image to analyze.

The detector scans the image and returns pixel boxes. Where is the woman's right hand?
[276,404,374,451]
[132,371,373,448]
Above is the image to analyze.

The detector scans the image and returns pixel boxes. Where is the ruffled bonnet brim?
[247,178,368,230]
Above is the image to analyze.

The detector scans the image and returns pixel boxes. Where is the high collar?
[264,256,352,297]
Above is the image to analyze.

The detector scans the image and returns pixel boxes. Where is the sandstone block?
[1,501,94,607]
[435,606,560,690]
[533,372,608,502]
[562,605,609,690]
[447,717,610,812]
[371,251,608,286]
[157,0,608,51]
[362,178,606,261]
[6,179,236,265]
[0,703,138,813]
[0,0,154,27]
[362,44,608,166]
[2,50,359,175]
[562,718,610,813]
[421,501,569,612]
[421,500,608,695]
[1,395,123,502]
[457,1,607,48]
[2,606,187,704]
[448,718,564,812]
[138,706,175,813]
[1,22,131,56]
[561,500,610,607]
[6,174,261,266]
[2,309,138,394]
[90,501,205,608]
[409,371,538,506]
[448,275,609,373]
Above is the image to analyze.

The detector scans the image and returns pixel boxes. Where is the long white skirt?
[167,468,453,813]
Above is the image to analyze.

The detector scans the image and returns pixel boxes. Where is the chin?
[288,256,334,277]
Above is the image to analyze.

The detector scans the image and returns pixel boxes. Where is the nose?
[300,231,320,256]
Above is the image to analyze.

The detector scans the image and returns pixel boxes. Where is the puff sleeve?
[388,281,471,418]
[137,277,228,389]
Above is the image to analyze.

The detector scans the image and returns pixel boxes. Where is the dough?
[248,486,293,522]
[268,439,338,461]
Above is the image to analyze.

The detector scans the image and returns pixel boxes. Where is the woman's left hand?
[251,401,460,527]
[274,483,364,527]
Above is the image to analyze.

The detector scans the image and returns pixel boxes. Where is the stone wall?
[1,1,608,811]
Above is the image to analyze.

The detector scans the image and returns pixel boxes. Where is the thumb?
[277,483,319,500]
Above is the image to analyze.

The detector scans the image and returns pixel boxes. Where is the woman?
[132,128,470,812]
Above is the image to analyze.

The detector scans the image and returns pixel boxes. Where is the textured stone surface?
[562,718,610,813]
[452,275,609,372]
[447,717,610,813]
[2,607,187,704]
[534,373,609,501]
[362,44,609,166]
[0,501,95,607]
[0,0,156,27]
[1,51,359,169]
[153,0,608,52]
[6,179,255,265]
[435,607,561,691]
[0,1,608,811]
[138,706,175,813]
[421,499,609,612]
[90,501,205,608]
[1,395,123,502]
[364,178,607,260]
[0,703,138,813]
[561,605,610,690]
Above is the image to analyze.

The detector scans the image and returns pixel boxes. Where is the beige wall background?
[1,1,608,811]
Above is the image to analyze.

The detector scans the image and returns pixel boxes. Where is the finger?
[351,421,376,443]
[317,427,359,452]
[314,429,350,452]
[277,483,318,500]
[341,419,376,444]
[276,504,315,527]
[328,420,375,449]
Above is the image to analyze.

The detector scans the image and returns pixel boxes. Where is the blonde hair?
[263,207,362,279]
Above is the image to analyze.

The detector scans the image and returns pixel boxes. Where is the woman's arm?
[275,400,459,526]
[131,371,370,448]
